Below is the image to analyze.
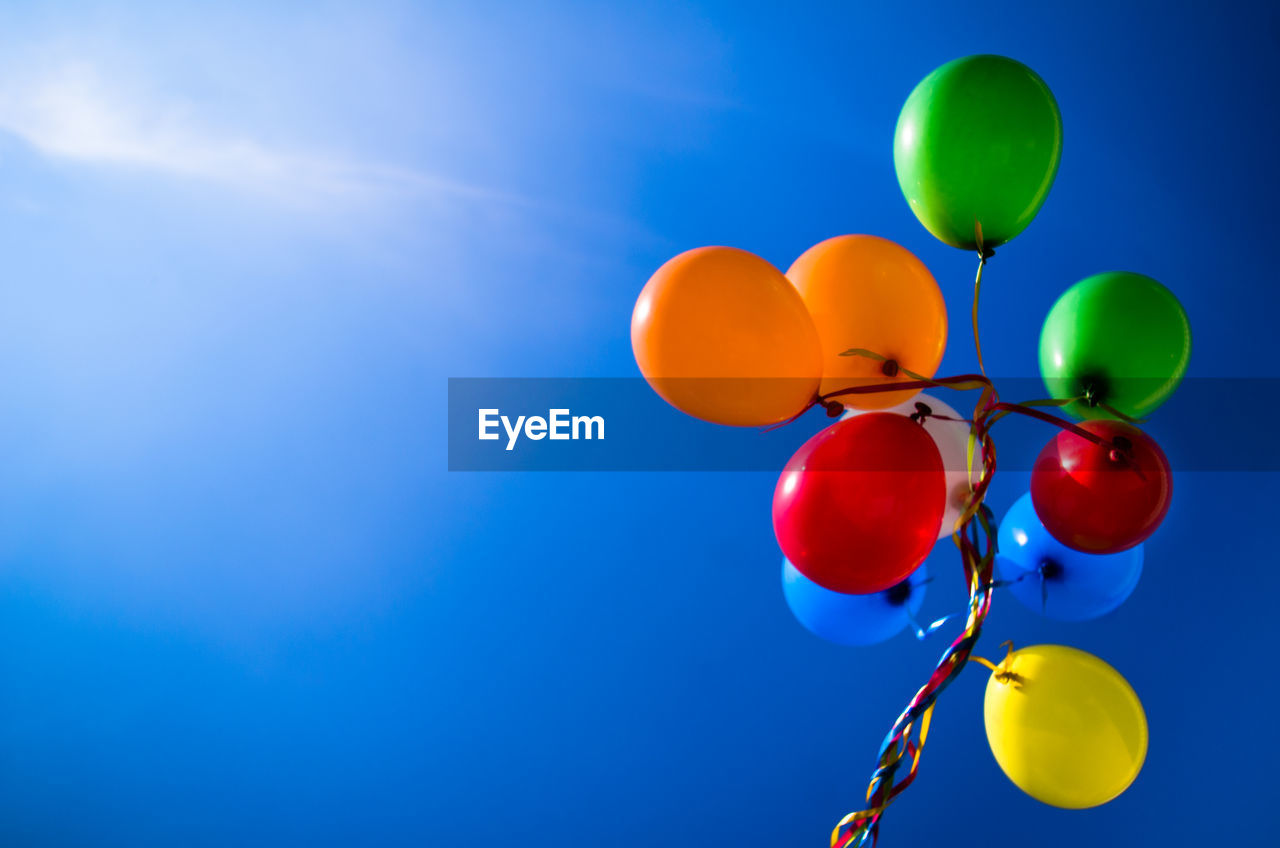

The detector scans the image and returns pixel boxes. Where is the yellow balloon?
[983,644,1147,809]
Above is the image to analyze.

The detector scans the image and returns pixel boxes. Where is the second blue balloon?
[997,492,1143,621]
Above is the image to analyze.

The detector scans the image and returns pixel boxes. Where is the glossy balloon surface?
[1040,272,1191,420]
[1030,420,1172,554]
[631,246,822,427]
[773,413,944,594]
[894,55,1062,249]
[781,560,927,646]
[998,493,1143,620]
[984,644,1147,809]
[844,393,973,539]
[787,235,946,410]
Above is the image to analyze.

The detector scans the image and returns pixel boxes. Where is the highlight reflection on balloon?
[844,393,974,540]
[1039,271,1191,420]
[1030,420,1172,554]
[984,644,1147,809]
[773,413,945,594]
[631,246,822,427]
[782,560,928,646]
[787,235,946,410]
[894,55,1062,250]
[998,493,1143,620]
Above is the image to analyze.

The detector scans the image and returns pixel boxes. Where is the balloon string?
[985,401,1107,445]
[833,256,1005,848]
[968,642,1023,686]
[968,655,1001,673]
[782,257,1148,845]
[904,607,959,641]
[1094,400,1146,425]
[971,247,995,379]
[761,369,995,433]
[791,262,1148,845]
[833,500,999,848]
[983,400,1148,479]
[835,374,1062,845]
[819,375,992,405]
[799,386,1141,481]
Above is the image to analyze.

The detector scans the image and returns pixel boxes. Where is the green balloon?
[894,55,1063,250]
[1039,272,1192,420]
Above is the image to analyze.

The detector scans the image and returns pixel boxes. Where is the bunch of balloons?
[631,54,1190,846]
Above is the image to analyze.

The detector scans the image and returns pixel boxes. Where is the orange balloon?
[787,235,947,410]
[632,247,822,427]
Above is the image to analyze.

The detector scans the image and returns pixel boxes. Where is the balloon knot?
[1081,377,1107,408]
[884,580,913,606]
[824,401,845,418]
[881,359,900,377]
[993,668,1024,687]
[1038,559,1063,580]
[1107,435,1133,465]
[993,640,1023,687]
[909,402,932,425]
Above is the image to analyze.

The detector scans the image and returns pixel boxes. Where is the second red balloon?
[1030,420,1172,554]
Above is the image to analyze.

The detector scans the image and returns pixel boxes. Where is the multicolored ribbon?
[813,251,1133,847]
[827,400,998,848]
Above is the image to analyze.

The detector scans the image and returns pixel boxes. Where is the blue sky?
[0,1,1276,846]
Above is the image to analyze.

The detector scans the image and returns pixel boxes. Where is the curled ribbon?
[817,250,1130,847]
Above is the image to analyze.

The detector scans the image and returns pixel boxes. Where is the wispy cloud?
[0,62,523,208]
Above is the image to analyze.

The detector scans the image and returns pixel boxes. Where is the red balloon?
[773,413,945,594]
[1030,420,1172,554]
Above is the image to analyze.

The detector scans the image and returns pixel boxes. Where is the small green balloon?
[1039,272,1192,420]
[894,55,1063,250]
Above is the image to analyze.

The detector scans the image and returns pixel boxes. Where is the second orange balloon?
[787,235,947,410]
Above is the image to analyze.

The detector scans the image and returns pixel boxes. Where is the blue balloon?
[997,492,1143,621]
[782,559,928,646]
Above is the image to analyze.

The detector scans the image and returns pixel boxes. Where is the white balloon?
[842,393,975,540]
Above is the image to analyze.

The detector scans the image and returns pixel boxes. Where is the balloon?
[786,235,946,410]
[984,644,1147,809]
[773,413,944,594]
[894,55,1062,250]
[631,246,822,427]
[997,493,1143,620]
[843,393,974,540]
[1040,272,1192,420]
[1031,420,1172,554]
[782,560,928,646]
